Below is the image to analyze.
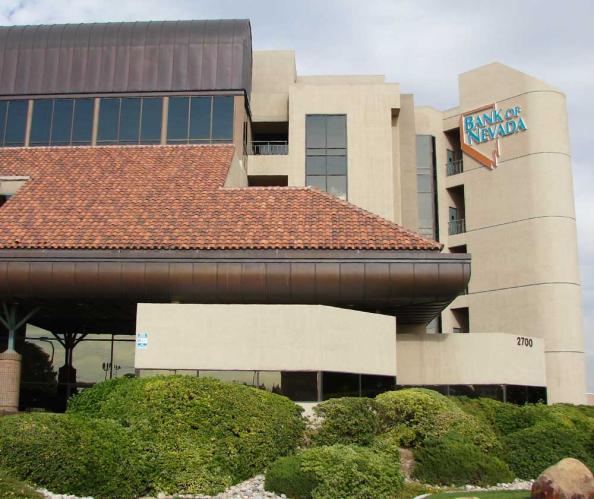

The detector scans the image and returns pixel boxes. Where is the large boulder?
[531,457,594,499]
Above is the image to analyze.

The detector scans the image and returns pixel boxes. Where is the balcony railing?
[446,159,463,176]
[250,140,288,155]
[449,218,466,235]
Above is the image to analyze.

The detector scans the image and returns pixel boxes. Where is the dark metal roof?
[0,19,252,96]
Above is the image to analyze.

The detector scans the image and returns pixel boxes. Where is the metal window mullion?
[138,98,143,145]
[209,96,214,144]
[116,98,122,144]
[1,103,7,146]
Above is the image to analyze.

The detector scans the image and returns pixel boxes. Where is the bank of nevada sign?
[460,103,527,170]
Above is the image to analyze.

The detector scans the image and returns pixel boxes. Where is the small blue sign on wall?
[136,332,149,350]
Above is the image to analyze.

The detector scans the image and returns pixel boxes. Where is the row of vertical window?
[0,96,234,147]
[305,115,347,200]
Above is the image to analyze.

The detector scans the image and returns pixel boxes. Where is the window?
[305,115,347,200]
[97,97,163,145]
[30,98,93,146]
[0,100,28,147]
[167,95,234,144]
[416,135,438,239]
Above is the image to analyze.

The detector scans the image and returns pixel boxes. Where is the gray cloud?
[4,0,593,391]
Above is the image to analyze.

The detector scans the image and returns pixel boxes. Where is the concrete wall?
[135,304,397,375]
[397,333,546,387]
[436,63,586,404]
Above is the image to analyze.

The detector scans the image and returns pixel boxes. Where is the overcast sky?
[3,0,593,391]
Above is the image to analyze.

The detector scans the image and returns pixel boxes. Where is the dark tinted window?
[305,115,347,199]
[281,371,318,401]
[0,101,6,145]
[72,99,93,145]
[140,98,162,144]
[167,97,189,143]
[97,98,119,143]
[416,135,438,239]
[167,95,234,144]
[30,100,52,146]
[322,372,359,400]
[361,375,396,397]
[119,98,141,144]
[189,97,211,142]
[51,99,74,145]
[212,95,234,141]
[4,100,28,146]
[99,97,163,145]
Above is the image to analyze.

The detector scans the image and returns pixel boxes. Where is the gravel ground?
[37,476,533,498]
[37,475,285,499]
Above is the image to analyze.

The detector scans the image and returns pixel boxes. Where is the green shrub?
[0,470,43,499]
[503,421,594,479]
[414,434,513,486]
[68,375,306,495]
[311,397,379,446]
[265,444,404,499]
[375,389,499,453]
[453,397,533,435]
[0,413,149,499]
[264,454,317,499]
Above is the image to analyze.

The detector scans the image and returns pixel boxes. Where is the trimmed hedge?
[375,389,500,453]
[414,434,513,486]
[0,413,149,498]
[311,397,379,446]
[265,444,404,499]
[67,375,306,495]
[0,470,43,499]
[503,421,594,479]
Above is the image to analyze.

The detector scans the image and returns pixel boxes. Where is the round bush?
[0,413,148,498]
[453,396,533,435]
[503,421,594,479]
[265,444,404,499]
[311,397,379,446]
[0,470,43,499]
[375,389,499,453]
[414,434,513,486]
[68,375,306,495]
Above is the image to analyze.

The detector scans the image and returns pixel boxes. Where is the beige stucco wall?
[397,333,546,387]
[251,51,296,122]
[436,64,586,404]
[135,304,397,375]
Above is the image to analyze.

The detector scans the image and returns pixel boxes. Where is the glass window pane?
[167,97,189,143]
[306,115,325,148]
[281,371,318,401]
[306,156,325,175]
[322,372,359,400]
[305,148,326,156]
[51,99,74,145]
[30,100,52,146]
[306,175,326,191]
[326,156,346,175]
[0,101,6,145]
[140,98,162,144]
[326,115,346,148]
[72,99,93,145]
[97,98,120,143]
[5,100,27,146]
[211,95,233,141]
[327,175,347,200]
[119,98,141,144]
[189,96,211,141]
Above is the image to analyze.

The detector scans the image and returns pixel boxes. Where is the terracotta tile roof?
[0,145,440,251]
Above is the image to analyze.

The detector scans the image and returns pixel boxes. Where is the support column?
[0,303,39,413]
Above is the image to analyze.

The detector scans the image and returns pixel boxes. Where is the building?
[0,19,586,411]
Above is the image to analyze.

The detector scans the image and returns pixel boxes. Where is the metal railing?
[449,218,466,235]
[446,159,463,176]
[249,140,288,155]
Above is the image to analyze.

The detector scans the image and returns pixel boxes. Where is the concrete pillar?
[0,351,21,413]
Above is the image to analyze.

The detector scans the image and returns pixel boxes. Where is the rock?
[531,457,594,499]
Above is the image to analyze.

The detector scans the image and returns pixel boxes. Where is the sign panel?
[460,103,528,170]
[136,332,149,350]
